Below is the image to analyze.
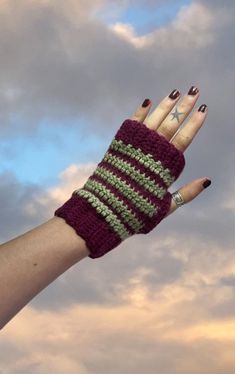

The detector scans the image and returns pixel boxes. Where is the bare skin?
[0,86,211,330]
[130,86,210,215]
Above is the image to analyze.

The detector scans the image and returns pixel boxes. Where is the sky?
[0,0,235,372]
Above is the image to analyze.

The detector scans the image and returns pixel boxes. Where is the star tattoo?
[170,107,184,123]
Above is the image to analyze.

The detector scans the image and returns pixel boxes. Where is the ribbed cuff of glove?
[54,119,185,259]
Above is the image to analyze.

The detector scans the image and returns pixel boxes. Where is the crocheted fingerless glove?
[54,119,185,259]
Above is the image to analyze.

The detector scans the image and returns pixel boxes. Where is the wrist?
[50,216,91,262]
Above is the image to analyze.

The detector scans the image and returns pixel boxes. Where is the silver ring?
[171,190,185,207]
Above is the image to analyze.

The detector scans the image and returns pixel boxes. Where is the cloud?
[109,22,151,48]
[0,0,233,198]
[108,2,226,49]
[0,0,235,372]
[0,0,233,138]
[0,171,48,243]
[1,292,235,373]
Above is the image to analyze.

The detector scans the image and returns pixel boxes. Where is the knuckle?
[172,138,183,150]
[158,125,173,138]
[179,103,186,111]
[131,115,140,121]
[175,134,191,148]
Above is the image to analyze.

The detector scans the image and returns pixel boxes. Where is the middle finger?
[156,86,200,141]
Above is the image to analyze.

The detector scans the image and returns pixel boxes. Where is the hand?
[55,85,212,258]
[130,86,211,217]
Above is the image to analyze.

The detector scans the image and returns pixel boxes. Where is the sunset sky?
[0,0,235,372]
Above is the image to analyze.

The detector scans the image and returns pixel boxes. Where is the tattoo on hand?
[170,107,184,123]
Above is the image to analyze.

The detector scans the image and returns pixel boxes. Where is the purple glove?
[54,118,185,258]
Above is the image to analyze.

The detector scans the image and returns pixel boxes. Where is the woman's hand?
[55,85,211,258]
[130,86,211,217]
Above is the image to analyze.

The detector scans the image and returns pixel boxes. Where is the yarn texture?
[54,119,185,258]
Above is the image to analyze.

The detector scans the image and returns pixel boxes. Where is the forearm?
[0,216,90,330]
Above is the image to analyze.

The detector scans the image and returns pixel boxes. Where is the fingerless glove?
[54,119,185,259]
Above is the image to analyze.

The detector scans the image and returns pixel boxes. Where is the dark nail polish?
[142,98,151,107]
[203,179,211,188]
[169,89,180,100]
[198,104,207,113]
[188,86,199,95]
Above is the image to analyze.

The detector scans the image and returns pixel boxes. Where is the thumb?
[166,177,212,217]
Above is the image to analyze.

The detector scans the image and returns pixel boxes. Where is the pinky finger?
[165,177,212,217]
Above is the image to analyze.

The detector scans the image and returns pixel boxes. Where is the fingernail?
[142,98,151,107]
[169,89,180,100]
[198,104,207,113]
[188,86,199,95]
[203,179,211,188]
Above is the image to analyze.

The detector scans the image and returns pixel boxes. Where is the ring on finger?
[171,190,185,207]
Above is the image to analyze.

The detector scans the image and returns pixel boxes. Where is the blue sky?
[96,0,192,35]
[0,119,105,186]
[0,0,192,187]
